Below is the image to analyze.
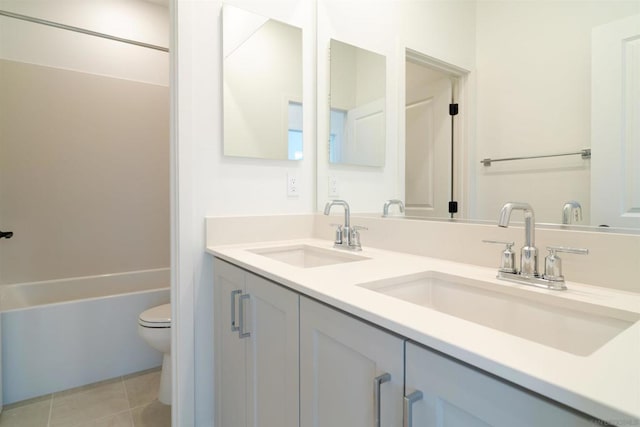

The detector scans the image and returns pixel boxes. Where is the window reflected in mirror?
[223,5,303,160]
[329,39,386,167]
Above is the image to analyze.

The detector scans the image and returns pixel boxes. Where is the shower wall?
[0,0,170,284]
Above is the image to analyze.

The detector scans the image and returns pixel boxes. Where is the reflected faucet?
[562,201,582,225]
[382,199,405,217]
[498,202,538,277]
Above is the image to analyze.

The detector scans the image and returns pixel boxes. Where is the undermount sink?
[359,271,639,356]
[248,244,369,268]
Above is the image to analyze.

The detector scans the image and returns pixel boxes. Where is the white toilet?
[138,303,171,405]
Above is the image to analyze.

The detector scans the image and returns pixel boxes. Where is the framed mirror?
[329,39,386,167]
[222,5,303,160]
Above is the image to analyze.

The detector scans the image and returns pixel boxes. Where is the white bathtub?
[0,268,170,405]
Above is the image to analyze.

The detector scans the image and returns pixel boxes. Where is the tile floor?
[0,368,170,427]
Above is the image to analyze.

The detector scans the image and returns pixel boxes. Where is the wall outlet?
[328,175,339,197]
[287,173,299,197]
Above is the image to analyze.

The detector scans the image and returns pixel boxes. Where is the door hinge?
[449,103,459,116]
[448,201,458,214]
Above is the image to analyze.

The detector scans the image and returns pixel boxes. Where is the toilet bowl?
[138,303,171,405]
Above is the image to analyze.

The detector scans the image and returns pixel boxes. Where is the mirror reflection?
[223,5,303,160]
[317,0,640,231]
[404,59,456,218]
[329,39,386,167]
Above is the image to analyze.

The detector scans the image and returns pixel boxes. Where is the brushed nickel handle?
[373,373,391,427]
[238,293,251,339]
[403,390,423,427]
[230,290,242,332]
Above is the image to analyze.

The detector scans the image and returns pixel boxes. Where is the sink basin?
[248,244,369,268]
[359,271,639,356]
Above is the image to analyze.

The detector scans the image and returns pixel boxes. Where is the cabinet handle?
[238,293,251,338]
[373,373,391,427]
[403,390,423,427]
[230,289,242,332]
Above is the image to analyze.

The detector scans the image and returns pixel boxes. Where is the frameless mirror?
[223,5,303,160]
[317,1,640,231]
[329,39,386,167]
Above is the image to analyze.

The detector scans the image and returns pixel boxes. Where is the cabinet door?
[246,273,299,427]
[214,258,247,427]
[405,341,594,427]
[300,296,404,427]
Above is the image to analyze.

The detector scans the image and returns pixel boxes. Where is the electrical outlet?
[328,175,339,197]
[287,173,299,197]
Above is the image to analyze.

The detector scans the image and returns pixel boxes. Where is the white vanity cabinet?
[299,296,405,427]
[404,341,594,426]
[213,258,299,427]
[213,257,606,427]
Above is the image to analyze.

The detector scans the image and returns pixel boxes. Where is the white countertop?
[207,238,640,423]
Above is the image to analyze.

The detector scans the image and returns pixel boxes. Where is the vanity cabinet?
[299,296,404,427]
[213,258,299,427]
[404,341,594,426]
[214,257,602,427]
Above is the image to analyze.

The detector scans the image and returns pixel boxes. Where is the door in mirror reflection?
[329,39,386,167]
[405,61,453,218]
[223,5,303,160]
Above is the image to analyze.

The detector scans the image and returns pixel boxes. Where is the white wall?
[173,0,315,424]
[0,0,169,85]
[472,1,640,224]
[316,0,476,213]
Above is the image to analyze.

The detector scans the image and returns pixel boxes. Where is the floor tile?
[74,410,133,427]
[49,378,129,427]
[0,395,51,427]
[130,400,170,427]
[123,368,160,409]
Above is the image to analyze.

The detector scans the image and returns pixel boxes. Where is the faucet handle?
[482,240,516,273]
[329,223,343,245]
[543,246,589,282]
[349,225,368,251]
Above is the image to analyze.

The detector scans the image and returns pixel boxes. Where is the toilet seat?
[139,303,171,328]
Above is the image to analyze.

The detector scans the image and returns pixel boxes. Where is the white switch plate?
[287,173,299,197]
[328,175,339,197]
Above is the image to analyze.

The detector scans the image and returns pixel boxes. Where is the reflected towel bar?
[481,148,591,167]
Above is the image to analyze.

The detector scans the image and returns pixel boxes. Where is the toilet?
[138,303,171,405]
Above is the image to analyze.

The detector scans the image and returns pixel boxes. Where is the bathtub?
[0,268,170,405]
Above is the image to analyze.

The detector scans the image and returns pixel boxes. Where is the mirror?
[223,5,303,160]
[316,0,640,231]
[329,39,386,167]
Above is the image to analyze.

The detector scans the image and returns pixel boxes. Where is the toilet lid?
[139,303,171,327]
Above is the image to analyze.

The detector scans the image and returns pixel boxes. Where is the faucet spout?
[382,199,405,217]
[562,201,582,224]
[498,202,535,247]
[324,200,351,230]
[498,202,538,277]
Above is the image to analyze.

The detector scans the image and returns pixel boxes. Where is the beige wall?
[0,60,169,284]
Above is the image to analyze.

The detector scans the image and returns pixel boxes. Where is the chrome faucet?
[562,201,582,224]
[487,202,588,290]
[382,199,405,217]
[324,200,366,250]
[498,202,538,277]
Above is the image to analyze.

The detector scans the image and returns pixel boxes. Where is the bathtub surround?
[0,0,170,284]
[0,269,170,404]
[0,368,170,427]
[206,214,640,292]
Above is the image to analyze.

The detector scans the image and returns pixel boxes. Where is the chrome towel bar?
[481,148,591,167]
